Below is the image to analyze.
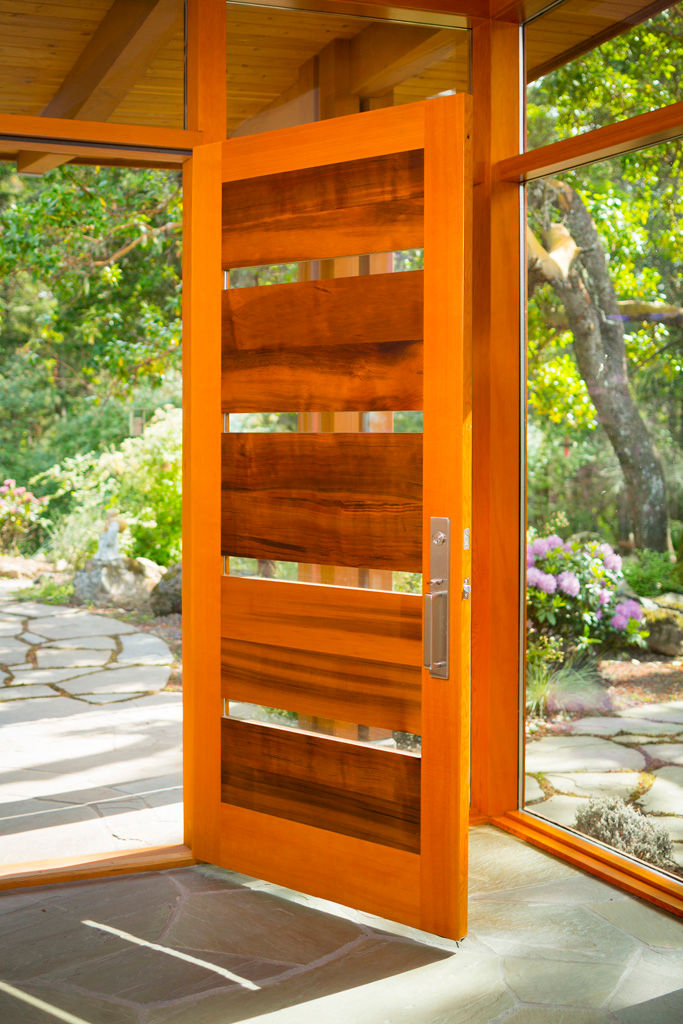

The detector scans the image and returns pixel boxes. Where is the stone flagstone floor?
[525,699,683,875]
[0,826,682,1023]
[0,583,182,864]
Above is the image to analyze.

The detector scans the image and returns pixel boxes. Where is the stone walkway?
[0,586,182,864]
[525,701,683,872]
[0,826,681,1023]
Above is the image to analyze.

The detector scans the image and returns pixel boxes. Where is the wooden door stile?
[420,94,472,939]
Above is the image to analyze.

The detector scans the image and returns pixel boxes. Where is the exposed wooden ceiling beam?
[232,22,459,137]
[17,0,183,174]
[349,24,457,99]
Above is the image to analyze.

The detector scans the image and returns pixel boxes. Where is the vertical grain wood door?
[184,94,472,939]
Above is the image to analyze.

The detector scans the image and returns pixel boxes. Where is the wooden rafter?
[17,0,183,174]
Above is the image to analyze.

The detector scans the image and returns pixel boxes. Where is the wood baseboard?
[0,844,195,891]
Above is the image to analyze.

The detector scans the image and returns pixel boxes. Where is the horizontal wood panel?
[219,802,421,927]
[221,718,420,852]
[222,576,422,666]
[222,101,427,180]
[222,150,424,268]
[222,637,421,734]
[222,432,422,570]
[222,271,423,411]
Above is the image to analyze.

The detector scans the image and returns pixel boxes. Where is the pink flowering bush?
[526,534,647,651]
[0,479,48,553]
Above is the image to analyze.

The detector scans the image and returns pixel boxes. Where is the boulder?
[73,557,164,610]
[645,610,683,657]
[150,561,182,616]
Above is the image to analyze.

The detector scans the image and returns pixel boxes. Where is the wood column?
[470,19,522,818]
[186,0,226,139]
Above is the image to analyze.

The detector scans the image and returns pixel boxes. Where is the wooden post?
[470,19,522,818]
[186,0,226,140]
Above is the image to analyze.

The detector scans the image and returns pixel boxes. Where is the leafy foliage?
[526,534,648,650]
[0,479,47,552]
[38,406,182,568]
[623,549,681,597]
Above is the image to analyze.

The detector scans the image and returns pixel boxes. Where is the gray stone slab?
[525,735,646,772]
[524,775,544,802]
[0,636,30,665]
[35,648,111,669]
[504,956,626,1008]
[50,635,117,650]
[79,692,147,704]
[620,701,683,725]
[0,600,77,618]
[640,743,683,766]
[545,771,642,800]
[0,620,23,636]
[118,632,173,665]
[0,684,58,701]
[469,900,639,964]
[9,666,101,685]
[591,898,683,949]
[637,766,683,815]
[59,665,171,694]
[566,716,676,736]
[0,696,93,724]
[527,795,588,828]
[29,612,136,639]
[19,631,47,645]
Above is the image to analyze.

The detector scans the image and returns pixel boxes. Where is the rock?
[73,557,164,610]
[150,562,181,616]
[657,592,683,613]
[645,612,683,656]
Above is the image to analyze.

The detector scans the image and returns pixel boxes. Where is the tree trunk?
[530,183,668,551]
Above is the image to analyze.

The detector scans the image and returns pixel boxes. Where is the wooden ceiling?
[0,1,674,149]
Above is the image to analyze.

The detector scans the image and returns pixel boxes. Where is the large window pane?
[226,2,470,137]
[524,139,683,880]
[526,3,682,149]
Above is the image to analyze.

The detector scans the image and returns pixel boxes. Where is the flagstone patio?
[525,701,683,873]
[0,825,681,1023]
[0,583,182,864]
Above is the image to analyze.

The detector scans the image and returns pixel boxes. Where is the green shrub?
[574,797,674,870]
[36,406,181,568]
[527,533,648,651]
[16,578,74,605]
[623,548,681,597]
[0,479,47,553]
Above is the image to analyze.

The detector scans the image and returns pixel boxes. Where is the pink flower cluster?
[527,566,557,593]
[597,542,622,574]
[610,599,644,631]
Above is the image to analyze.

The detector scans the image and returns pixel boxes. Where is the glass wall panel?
[226,2,470,138]
[526,3,682,149]
[0,0,185,129]
[524,139,683,880]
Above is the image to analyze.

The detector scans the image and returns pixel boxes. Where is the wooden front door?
[184,95,472,939]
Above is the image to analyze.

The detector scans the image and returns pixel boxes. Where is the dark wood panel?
[221,433,422,570]
[222,150,424,268]
[223,272,423,350]
[221,718,420,852]
[222,272,423,412]
[222,576,422,666]
[222,637,421,734]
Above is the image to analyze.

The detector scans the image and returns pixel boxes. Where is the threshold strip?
[82,920,260,991]
[0,980,93,1024]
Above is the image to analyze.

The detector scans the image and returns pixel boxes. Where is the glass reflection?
[524,140,683,879]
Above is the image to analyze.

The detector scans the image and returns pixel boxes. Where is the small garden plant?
[574,797,674,871]
[0,479,47,553]
[527,534,648,652]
